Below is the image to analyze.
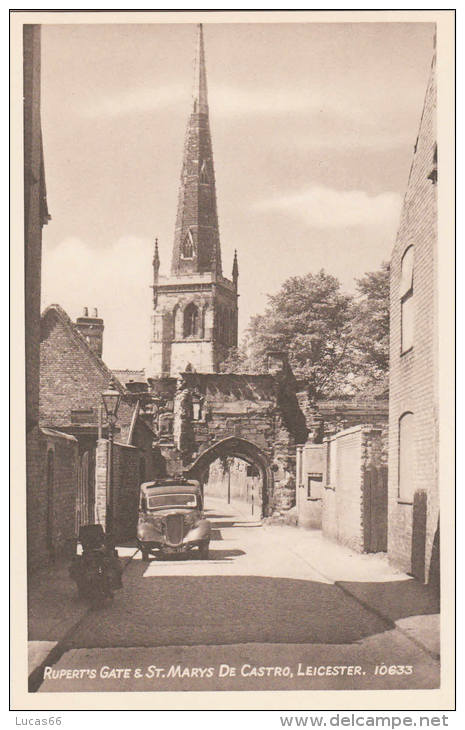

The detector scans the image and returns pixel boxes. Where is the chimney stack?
[75,307,104,358]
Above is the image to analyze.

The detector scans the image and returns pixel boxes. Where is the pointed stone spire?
[232,249,239,288]
[193,23,208,114]
[171,24,222,277]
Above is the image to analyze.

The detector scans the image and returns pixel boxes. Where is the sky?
[40,21,435,370]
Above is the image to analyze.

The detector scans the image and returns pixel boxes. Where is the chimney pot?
[93,307,98,317]
[83,307,88,317]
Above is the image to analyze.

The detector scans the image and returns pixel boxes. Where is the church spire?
[171,24,222,277]
[193,23,208,114]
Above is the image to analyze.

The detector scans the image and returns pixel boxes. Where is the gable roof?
[41,304,125,394]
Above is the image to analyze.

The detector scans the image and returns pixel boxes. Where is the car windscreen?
[146,494,198,510]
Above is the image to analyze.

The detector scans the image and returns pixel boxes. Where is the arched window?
[398,412,415,502]
[181,229,194,259]
[183,302,198,338]
[400,246,414,353]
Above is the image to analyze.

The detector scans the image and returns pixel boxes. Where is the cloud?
[80,82,360,122]
[210,85,323,117]
[253,185,402,230]
[80,84,187,118]
[42,236,153,369]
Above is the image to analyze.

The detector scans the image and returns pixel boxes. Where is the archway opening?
[205,456,263,517]
[184,437,271,518]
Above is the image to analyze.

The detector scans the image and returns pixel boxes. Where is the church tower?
[150,24,239,377]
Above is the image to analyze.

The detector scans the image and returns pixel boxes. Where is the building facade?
[40,304,158,540]
[150,25,239,378]
[388,43,439,586]
[24,25,80,572]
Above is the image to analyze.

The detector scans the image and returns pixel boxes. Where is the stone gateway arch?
[149,353,308,516]
[184,436,274,515]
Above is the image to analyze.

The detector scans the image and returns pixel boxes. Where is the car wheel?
[140,547,150,562]
[199,541,209,560]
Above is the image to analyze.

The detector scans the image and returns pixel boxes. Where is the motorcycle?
[69,524,123,607]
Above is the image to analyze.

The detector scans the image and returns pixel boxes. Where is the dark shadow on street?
[208,520,259,529]
[145,548,246,563]
[337,578,439,621]
[63,564,439,650]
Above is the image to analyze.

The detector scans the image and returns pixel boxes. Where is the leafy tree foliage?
[221,263,390,399]
[351,261,390,372]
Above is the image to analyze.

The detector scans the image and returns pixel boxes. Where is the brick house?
[388,42,439,587]
[40,304,158,540]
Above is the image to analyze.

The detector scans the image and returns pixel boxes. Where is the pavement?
[28,497,440,693]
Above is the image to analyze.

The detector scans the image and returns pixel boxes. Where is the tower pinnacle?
[153,237,160,271]
[232,249,239,288]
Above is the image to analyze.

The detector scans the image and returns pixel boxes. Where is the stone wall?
[388,47,438,583]
[297,392,388,437]
[149,369,307,515]
[27,427,79,573]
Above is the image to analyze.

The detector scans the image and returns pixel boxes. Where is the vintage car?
[136,480,211,561]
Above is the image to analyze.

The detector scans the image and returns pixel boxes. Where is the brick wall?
[321,425,388,553]
[296,444,325,528]
[112,443,141,541]
[40,305,149,445]
[27,427,79,573]
[95,439,151,541]
[388,48,438,581]
[323,426,363,550]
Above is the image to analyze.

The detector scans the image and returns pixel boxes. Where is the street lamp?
[101,378,121,537]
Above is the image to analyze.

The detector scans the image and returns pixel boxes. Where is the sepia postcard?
[10,9,455,712]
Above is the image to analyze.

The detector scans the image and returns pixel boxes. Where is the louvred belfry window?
[183,302,199,338]
[181,229,195,259]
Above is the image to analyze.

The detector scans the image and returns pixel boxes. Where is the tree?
[349,261,390,393]
[226,270,353,398]
[221,263,390,399]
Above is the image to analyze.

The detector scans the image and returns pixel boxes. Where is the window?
[307,473,323,500]
[181,229,194,259]
[183,302,198,338]
[398,412,415,502]
[400,246,414,353]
